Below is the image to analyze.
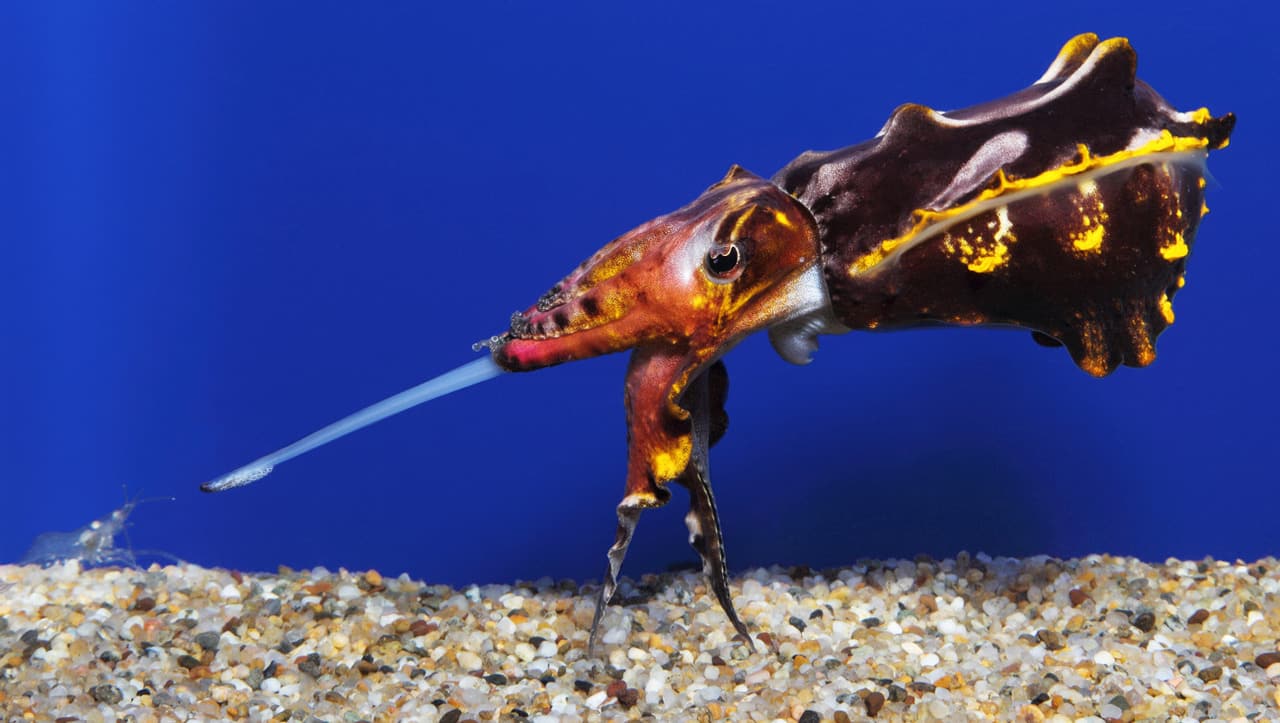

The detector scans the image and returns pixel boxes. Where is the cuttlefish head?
[486,166,826,502]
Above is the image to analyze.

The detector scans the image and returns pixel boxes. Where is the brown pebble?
[132,596,156,612]
[1197,665,1223,683]
[438,711,461,723]
[1068,588,1089,607]
[1036,629,1064,651]
[616,687,639,708]
[356,659,379,675]
[756,632,776,651]
[834,711,852,723]
[1131,611,1156,632]
[1255,652,1280,668]
[865,691,886,717]
[229,569,244,584]
[606,679,627,699]
[324,691,347,704]
[188,665,213,680]
[1188,608,1210,625]
[221,616,242,633]
[409,620,436,636]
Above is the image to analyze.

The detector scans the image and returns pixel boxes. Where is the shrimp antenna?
[201,355,504,492]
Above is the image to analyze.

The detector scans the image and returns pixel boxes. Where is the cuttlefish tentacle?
[678,361,754,649]
[587,500,644,653]
[586,346,698,652]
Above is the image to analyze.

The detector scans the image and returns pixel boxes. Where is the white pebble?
[1094,650,1116,666]
[920,652,940,667]
[496,617,517,638]
[456,650,483,671]
[645,669,669,704]
[514,643,538,662]
[584,691,608,710]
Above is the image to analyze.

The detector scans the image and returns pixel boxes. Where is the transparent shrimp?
[18,492,179,568]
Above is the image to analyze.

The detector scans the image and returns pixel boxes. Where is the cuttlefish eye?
[704,241,745,281]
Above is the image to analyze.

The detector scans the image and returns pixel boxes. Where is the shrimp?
[18,491,178,568]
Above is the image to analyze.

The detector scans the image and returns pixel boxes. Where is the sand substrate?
[2,554,1279,722]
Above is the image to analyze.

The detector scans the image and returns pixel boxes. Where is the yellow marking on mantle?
[848,131,1210,277]
[965,244,1009,273]
[1160,232,1189,261]
[1158,293,1176,325]
[1072,224,1106,252]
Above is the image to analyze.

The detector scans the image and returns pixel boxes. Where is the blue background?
[2,2,1274,586]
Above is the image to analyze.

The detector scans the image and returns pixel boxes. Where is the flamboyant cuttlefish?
[203,34,1234,651]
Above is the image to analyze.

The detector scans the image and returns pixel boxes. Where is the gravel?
[2,553,1279,721]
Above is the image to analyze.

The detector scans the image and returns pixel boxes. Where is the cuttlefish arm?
[675,360,751,646]
[489,167,828,649]
[588,355,747,651]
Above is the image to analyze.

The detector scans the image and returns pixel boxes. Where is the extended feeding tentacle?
[202,356,503,492]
